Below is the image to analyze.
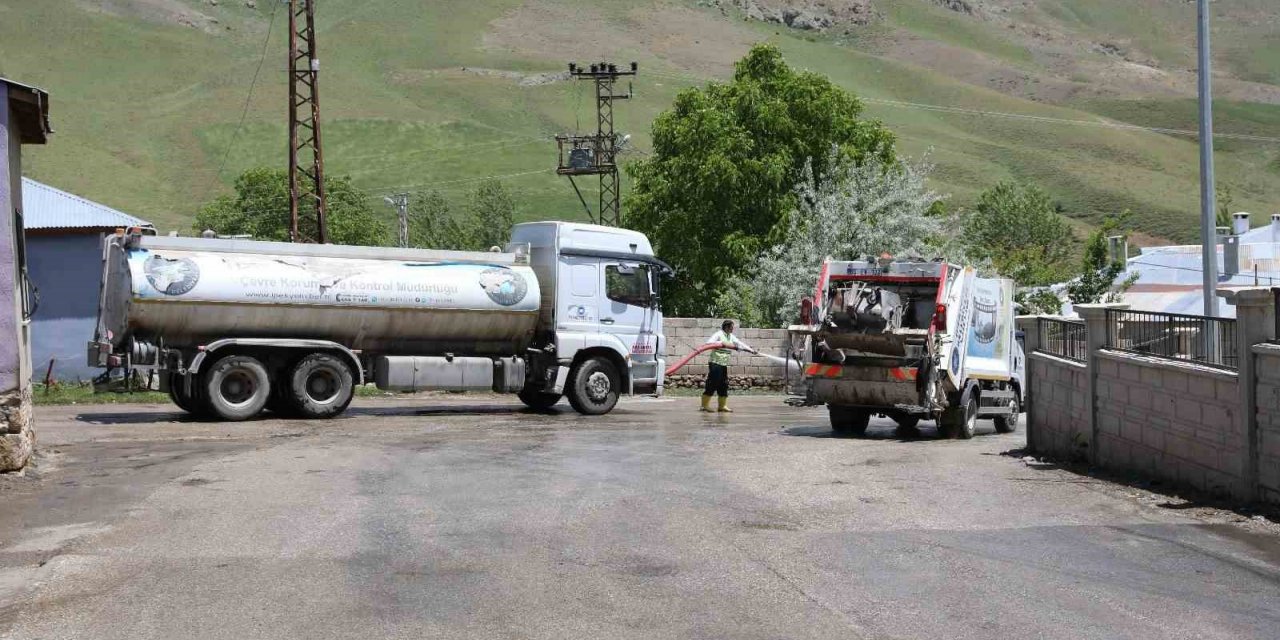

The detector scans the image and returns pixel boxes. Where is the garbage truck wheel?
[518,389,562,410]
[287,353,355,419]
[957,390,979,440]
[566,357,619,415]
[203,355,271,421]
[892,413,920,431]
[828,405,869,436]
[993,397,1020,434]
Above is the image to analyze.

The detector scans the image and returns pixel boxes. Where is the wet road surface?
[0,396,1276,639]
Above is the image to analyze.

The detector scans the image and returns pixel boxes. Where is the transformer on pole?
[287,0,328,243]
[555,62,637,227]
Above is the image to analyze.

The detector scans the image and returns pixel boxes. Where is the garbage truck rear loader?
[88,222,669,420]
[788,259,1024,438]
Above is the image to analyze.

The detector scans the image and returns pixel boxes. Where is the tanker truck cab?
[88,223,669,421]
[509,222,670,406]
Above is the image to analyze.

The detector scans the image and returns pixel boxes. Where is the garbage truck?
[88,222,670,420]
[787,258,1024,438]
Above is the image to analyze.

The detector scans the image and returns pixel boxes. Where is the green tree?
[962,181,1074,286]
[623,44,895,316]
[403,180,516,251]
[195,168,390,246]
[466,179,516,251]
[407,189,469,250]
[748,148,955,327]
[1066,215,1136,305]
[1216,181,1235,229]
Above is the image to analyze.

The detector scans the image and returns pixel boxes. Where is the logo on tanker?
[478,268,528,307]
[143,255,200,296]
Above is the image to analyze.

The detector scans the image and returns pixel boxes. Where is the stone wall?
[1025,300,1276,505]
[664,318,793,389]
[0,387,33,470]
[1252,344,1280,504]
[1094,351,1247,498]
[1027,353,1089,461]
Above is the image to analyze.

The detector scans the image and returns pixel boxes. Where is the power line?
[196,0,283,208]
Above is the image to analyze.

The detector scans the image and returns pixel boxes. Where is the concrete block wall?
[664,318,793,387]
[1252,344,1280,503]
[1093,351,1246,498]
[1028,353,1089,461]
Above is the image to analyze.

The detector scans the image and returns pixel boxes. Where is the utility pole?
[287,0,328,243]
[555,62,637,227]
[1197,0,1218,317]
[384,193,410,248]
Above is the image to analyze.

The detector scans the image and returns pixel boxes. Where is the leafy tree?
[1066,215,1137,305]
[404,180,516,251]
[466,179,516,251]
[747,149,958,327]
[195,168,390,246]
[961,181,1074,286]
[1215,181,1235,229]
[623,44,895,316]
[407,189,469,250]
[1015,289,1066,316]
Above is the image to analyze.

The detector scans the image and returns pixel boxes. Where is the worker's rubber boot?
[700,395,713,412]
[717,397,732,413]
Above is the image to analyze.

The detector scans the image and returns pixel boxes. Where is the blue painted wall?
[27,233,103,381]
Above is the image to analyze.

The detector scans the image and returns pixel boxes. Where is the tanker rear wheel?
[286,353,354,419]
[167,374,205,417]
[204,355,271,421]
[518,389,562,410]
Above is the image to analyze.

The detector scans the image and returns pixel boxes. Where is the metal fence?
[1038,318,1087,363]
[1104,309,1238,371]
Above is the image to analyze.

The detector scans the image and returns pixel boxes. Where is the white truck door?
[602,262,657,354]
[557,257,602,351]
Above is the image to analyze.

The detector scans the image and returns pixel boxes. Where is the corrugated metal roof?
[21,178,152,231]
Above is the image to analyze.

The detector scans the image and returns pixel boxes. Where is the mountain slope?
[1,0,1276,243]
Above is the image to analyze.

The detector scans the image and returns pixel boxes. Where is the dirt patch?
[74,0,223,34]
[483,0,761,78]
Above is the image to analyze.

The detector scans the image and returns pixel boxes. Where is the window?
[570,262,597,297]
[606,264,651,307]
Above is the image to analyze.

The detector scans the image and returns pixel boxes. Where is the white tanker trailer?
[88,222,671,420]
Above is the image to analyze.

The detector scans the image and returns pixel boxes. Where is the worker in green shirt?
[701,320,756,413]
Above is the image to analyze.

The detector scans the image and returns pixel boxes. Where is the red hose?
[665,343,745,377]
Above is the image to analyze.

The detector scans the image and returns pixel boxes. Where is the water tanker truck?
[88,222,670,420]
[788,258,1025,438]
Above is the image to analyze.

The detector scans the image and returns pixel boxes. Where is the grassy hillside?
[1,0,1277,244]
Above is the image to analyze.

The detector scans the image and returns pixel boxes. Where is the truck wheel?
[566,357,619,415]
[287,353,355,419]
[957,391,979,440]
[518,389,562,410]
[204,355,271,421]
[993,397,1020,434]
[828,405,870,436]
[892,413,920,431]
[167,374,201,416]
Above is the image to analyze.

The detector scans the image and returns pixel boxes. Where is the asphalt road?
[0,396,1276,639]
